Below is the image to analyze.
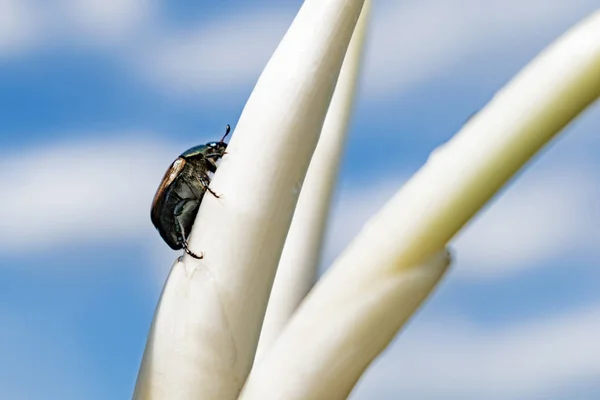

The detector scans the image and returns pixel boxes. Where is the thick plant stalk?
[241,10,600,400]
[256,0,371,362]
[133,1,366,399]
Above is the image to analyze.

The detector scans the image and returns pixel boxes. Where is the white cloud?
[0,0,43,57]
[350,302,600,399]
[0,135,178,251]
[363,0,599,96]
[136,7,295,94]
[0,0,154,57]
[57,0,155,46]
[453,168,600,279]
[130,0,599,97]
[322,163,600,280]
[3,1,598,98]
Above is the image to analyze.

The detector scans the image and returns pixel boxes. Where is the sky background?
[1,0,599,398]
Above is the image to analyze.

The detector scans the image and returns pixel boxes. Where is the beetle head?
[205,124,230,160]
[205,140,227,158]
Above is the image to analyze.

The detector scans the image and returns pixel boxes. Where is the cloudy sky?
[1,0,599,399]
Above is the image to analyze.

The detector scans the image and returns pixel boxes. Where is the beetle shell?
[151,140,227,252]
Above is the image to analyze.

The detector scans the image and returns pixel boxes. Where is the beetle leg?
[176,217,204,259]
[205,185,221,198]
[195,174,222,199]
[183,241,204,260]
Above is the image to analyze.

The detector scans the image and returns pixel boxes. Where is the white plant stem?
[242,250,451,399]
[133,1,365,399]
[241,10,600,400]
[256,0,371,361]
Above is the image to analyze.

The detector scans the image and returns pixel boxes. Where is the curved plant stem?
[241,10,600,400]
[256,0,372,362]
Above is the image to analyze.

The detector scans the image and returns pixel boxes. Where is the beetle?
[151,125,230,259]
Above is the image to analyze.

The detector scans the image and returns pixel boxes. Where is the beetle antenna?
[220,124,231,142]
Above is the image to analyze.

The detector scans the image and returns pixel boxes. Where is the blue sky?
[1,0,600,398]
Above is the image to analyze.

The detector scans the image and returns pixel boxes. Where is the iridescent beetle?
[151,125,230,259]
